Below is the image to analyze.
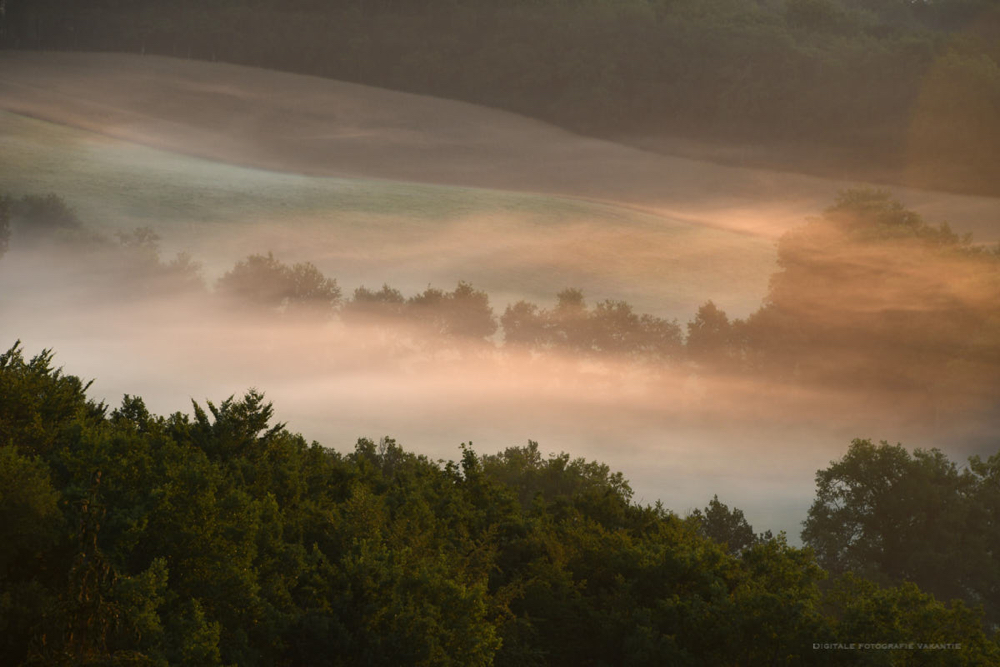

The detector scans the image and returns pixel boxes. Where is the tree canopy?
[1,342,998,665]
[216,252,341,317]
[803,438,1000,627]
[741,188,1000,415]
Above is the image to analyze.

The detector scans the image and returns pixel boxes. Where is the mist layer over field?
[0,109,777,319]
[0,285,890,537]
[2,54,999,537]
[4,226,997,540]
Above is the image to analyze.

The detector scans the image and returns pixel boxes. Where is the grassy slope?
[2,54,997,237]
[0,110,775,318]
[1,52,997,317]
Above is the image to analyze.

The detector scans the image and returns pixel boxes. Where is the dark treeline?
[1,0,999,194]
[0,192,204,296]
[5,188,999,419]
[2,342,999,665]
[803,438,1000,630]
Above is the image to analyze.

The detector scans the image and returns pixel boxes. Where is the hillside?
[1,0,998,196]
[4,52,999,244]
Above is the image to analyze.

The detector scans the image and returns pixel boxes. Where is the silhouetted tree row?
[501,288,684,362]
[5,190,999,414]
[344,281,498,340]
[212,190,1000,416]
[2,193,206,298]
[2,342,998,665]
[1,0,999,193]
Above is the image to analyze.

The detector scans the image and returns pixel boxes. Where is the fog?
[3,226,997,542]
[3,52,999,541]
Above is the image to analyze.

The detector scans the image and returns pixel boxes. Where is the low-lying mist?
[3,189,997,539]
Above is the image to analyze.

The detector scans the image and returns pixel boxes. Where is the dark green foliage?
[2,345,998,665]
[803,438,1000,627]
[0,341,105,457]
[0,445,66,662]
[0,445,62,574]
[691,494,762,554]
[822,575,1000,662]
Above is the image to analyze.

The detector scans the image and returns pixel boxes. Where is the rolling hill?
[2,52,998,319]
[3,52,998,242]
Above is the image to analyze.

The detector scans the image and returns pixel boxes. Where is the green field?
[0,110,776,318]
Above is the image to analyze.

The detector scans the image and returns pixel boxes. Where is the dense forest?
[1,0,999,194]
[2,342,1000,666]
